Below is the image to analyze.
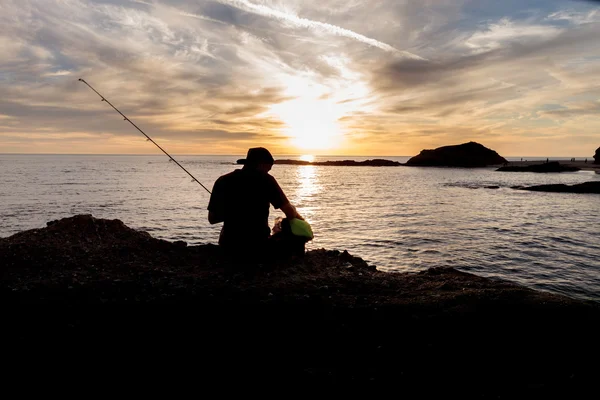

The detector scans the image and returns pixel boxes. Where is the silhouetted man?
[208,147,303,258]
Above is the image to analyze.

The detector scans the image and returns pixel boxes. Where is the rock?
[2,215,600,395]
[595,147,600,165]
[275,159,401,166]
[497,161,580,173]
[406,142,507,167]
[518,181,600,194]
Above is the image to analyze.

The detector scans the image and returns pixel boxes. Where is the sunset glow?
[300,154,315,163]
[271,96,343,150]
[0,1,599,156]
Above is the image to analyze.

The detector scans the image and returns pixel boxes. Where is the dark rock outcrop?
[595,147,600,164]
[275,159,401,166]
[497,161,580,173]
[406,141,507,167]
[2,215,599,395]
[517,181,600,194]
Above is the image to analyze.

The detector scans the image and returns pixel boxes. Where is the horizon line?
[0,153,595,158]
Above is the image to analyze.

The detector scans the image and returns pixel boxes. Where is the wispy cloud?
[43,70,73,77]
[216,0,424,59]
[548,9,600,24]
[464,18,562,53]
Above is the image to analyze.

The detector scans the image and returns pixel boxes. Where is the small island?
[2,215,599,394]
[406,141,507,167]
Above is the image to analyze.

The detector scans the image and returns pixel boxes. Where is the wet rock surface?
[2,215,598,395]
[516,181,600,194]
[406,141,507,167]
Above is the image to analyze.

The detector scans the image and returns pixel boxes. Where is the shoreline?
[493,160,600,172]
[275,157,600,171]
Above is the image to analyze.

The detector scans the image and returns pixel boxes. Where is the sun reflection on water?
[292,165,321,221]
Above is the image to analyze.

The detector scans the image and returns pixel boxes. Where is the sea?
[1,154,599,301]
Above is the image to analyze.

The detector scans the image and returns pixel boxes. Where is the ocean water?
[1,154,599,301]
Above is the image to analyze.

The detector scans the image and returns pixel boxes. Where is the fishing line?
[78,78,211,194]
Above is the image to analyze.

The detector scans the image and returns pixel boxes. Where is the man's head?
[237,147,274,172]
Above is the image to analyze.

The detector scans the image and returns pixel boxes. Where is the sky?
[0,0,599,157]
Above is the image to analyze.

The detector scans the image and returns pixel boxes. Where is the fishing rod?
[78,78,211,195]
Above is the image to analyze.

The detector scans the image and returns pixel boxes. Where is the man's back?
[208,168,288,249]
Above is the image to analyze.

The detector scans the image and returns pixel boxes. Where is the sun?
[300,154,315,162]
[268,76,346,151]
[271,97,343,150]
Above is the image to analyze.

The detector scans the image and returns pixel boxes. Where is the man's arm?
[208,211,224,224]
[207,177,225,224]
[281,202,304,220]
[266,174,304,220]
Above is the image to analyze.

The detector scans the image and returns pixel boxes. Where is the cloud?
[539,101,600,118]
[216,0,424,59]
[464,18,562,53]
[369,14,600,128]
[0,0,599,155]
[547,9,600,25]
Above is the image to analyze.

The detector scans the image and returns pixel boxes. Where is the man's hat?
[237,147,274,165]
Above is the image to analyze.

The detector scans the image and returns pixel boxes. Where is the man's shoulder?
[216,169,277,187]
[216,169,242,183]
[264,173,279,185]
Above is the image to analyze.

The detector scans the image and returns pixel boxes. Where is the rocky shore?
[500,159,600,172]
[498,161,580,173]
[2,215,599,396]
[517,181,600,194]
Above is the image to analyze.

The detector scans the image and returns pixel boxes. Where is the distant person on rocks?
[208,147,307,261]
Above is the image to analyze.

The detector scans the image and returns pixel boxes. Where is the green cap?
[289,218,314,240]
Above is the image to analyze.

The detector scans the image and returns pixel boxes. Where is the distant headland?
[273,142,600,172]
[276,141,507,168]
[274,159,401,166]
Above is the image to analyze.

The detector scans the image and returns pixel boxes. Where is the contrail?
[178,10,229,25]
[217,0,424,59]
